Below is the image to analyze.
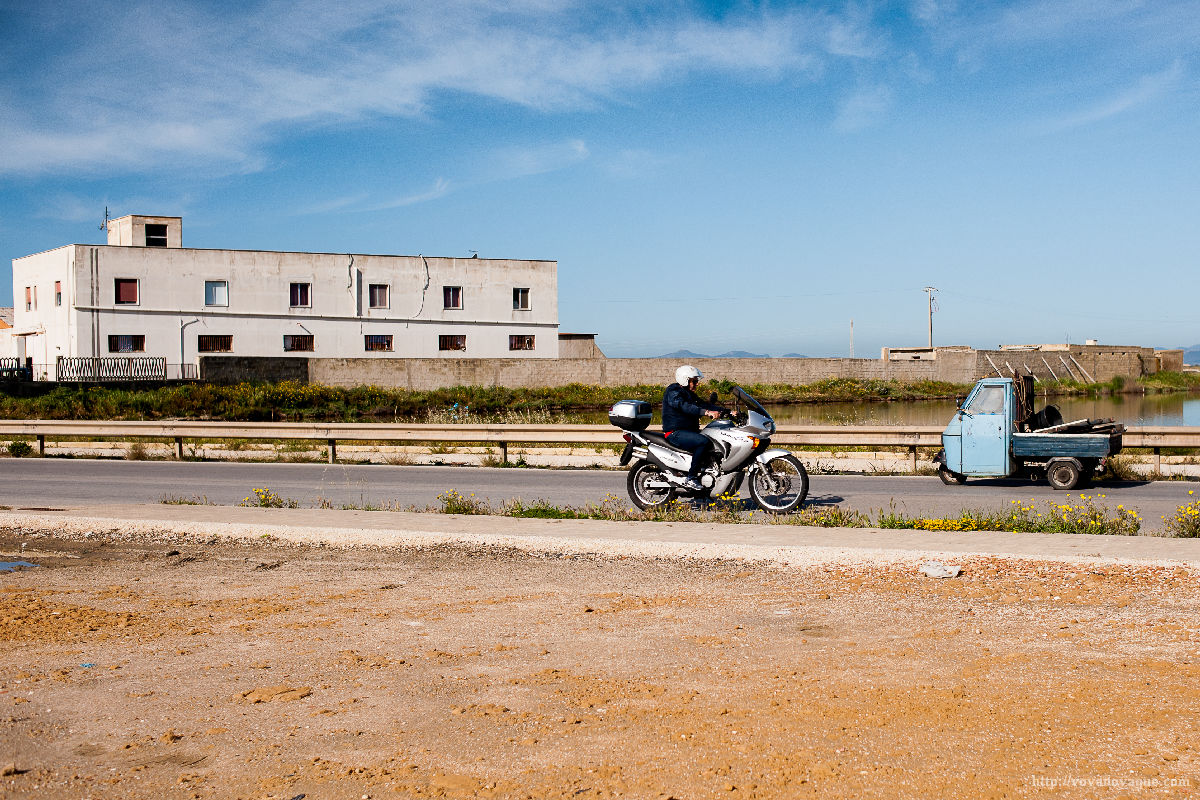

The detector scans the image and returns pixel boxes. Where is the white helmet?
[675,365,703,385]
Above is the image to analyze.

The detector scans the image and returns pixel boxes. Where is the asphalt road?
[0,458,1193,530]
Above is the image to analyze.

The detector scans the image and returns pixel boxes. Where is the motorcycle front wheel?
[749,454,809,513]
[627,459,676,510]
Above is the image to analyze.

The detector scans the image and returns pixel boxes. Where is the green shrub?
[6,441,33,458]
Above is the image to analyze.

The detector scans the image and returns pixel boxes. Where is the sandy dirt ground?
[1,529,1198,799]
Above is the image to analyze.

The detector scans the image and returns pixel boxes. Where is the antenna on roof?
[98,206,109,232]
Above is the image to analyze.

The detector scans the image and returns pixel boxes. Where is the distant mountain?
[654,349,774,359]
[714,350,771,358]
[780,353,808,358]
[656,349,710,359]
[1182,345,1200,366]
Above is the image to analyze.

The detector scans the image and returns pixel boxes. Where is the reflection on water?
[582,394,1200,427]
[767,394,1200,427]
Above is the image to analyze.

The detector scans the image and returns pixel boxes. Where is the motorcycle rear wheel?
[749,454,809,513]
[627,460,676,510]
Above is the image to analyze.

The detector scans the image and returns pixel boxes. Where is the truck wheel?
[938,465,966,485]
[1046,460,1081,491]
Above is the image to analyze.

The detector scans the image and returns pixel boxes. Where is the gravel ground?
[2,527,1199,800]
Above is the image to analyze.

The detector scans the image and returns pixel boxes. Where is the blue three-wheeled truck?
[934,375,1125,491]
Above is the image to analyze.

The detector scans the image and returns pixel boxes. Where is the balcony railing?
[0,359,197,383]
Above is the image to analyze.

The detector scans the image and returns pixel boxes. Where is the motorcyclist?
[662,365,725,492]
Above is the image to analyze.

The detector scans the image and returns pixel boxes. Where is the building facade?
[9,215,558,375]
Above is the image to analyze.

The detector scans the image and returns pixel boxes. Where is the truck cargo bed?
[1011,429,1123,459]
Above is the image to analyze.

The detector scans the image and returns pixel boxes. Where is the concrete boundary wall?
[202,345,1163,389]
[306,355,965,389]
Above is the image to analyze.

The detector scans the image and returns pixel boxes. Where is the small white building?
[8,215,559,377]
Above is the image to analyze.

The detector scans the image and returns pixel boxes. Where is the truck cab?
[941,378,1014,478]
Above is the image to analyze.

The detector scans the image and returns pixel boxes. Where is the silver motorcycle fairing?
[753,448,794,465]
[708,472,741,499]
[702,420,757,472]
[646,441,693,473]
[744,409,775,436]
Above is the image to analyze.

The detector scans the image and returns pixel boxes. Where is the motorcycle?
[609,386,809,513]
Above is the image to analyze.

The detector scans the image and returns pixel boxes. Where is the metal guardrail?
[0,421,1196,471]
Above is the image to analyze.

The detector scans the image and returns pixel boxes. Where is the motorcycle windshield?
[733,386,770,419]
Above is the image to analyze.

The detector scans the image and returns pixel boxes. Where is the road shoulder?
[3,503,1199,568]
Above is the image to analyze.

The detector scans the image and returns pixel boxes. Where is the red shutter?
[115,279,138,304]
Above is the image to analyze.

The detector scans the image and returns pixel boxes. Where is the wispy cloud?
[1036,61,1185,133]
[602,148,667,179]
[921,0,1200,67]
[993,0,1145,43]
[834,86,893,132]
[0,0,854,176]
[34,192,193,225]
[293,193,372,216]
[909,0,957,25]
[369,178,452,211]
[486,139,589,181]
[326,137,589,213]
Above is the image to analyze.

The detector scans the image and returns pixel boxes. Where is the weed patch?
[426,490,1149,535]
[126,441,151,460]
[161,494,214,505]
[437,490,488,515]
[877,495,1141,535]
[239,487,300,509]
[1161,490,1200,538]
[1099,455,1142,481]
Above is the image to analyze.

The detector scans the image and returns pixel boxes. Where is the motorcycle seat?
[641,430,691,453]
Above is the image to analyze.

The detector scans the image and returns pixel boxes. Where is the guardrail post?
[1154,447,1161,474]
[175,437,184,460]
[37,435,45,456]
[499,441,508,464]
[328,439,337,464]
[910,446,917,474]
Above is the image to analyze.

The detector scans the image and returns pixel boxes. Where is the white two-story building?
[9,214,559,377]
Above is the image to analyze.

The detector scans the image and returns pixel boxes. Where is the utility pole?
[849,319,854,358]
[923,287,938,348]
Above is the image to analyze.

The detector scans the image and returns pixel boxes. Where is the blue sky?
[1,0,1197,357]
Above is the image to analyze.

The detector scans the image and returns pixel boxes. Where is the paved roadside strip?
[2,503,1199,568]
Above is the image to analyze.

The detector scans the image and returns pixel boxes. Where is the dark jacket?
[662,382,723,433]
